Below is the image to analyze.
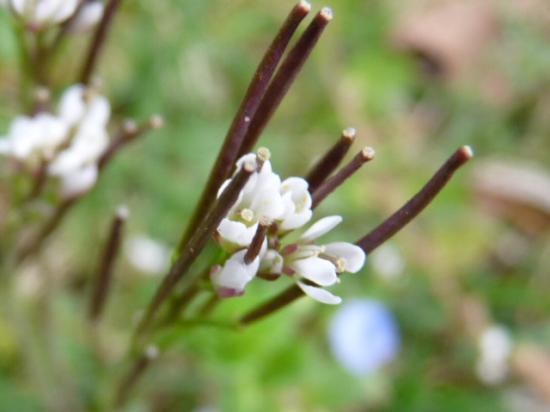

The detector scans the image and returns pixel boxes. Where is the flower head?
[216,150,312,251]
[210,249,260,297]
[8,0,79,30]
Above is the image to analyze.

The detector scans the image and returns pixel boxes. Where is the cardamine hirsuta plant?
[0,0,473,409]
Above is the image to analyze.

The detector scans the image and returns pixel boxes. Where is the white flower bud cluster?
[3,0,103,32]
[0,84,111,198]
[211,152,366,304]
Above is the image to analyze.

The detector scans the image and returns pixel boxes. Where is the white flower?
[47,85,111,197]
[0,114,68,162]
[278,177,312,231]
[67,1,104,34]
[216,153,284,250]
[58,85,110,130]
[58,163,98,198]
[9,0,79,29]
[259,215,366,305]
[210,250,260,297]
[216,152,314,250]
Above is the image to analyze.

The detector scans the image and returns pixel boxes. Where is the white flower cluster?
[0,85,111,198]
[3,0,103,32]
[210,152,366,304]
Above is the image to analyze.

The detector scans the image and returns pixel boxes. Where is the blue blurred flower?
[328,299,400,377]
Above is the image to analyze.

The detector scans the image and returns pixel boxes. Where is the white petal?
[210,250,259,295]
[50,0,78,23]
[81,94,111,129]
[297,281,341,305]
[291,256,338,286]
[217,219,257,248]
[68,1,103,33]
[300,215,342,242]
[279,177,313,231]
[249,188,284,220]
[10,0,26,15]
[58,85,86,126]
[279,208,312,231]
[59,164,98,198]
[325,242,366,273]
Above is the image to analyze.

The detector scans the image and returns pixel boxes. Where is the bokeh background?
[0,0,549,410]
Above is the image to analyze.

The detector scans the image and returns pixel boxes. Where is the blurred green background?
[0,0,549,411]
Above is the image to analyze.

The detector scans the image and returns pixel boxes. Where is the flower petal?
[217,219,257,248]
[297,281,342,305]
[300,215,342,242]
[291,256,338,286]
[210,250,259,295]
[325,242,366,273]
[279,177,312,231]
[68,1,104,34]
[59,164,97,198]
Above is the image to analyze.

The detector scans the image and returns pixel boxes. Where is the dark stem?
[79,0,124,84]
[98,116,163,171]
[244,218,270,264]
[176,1,311,253]
[88,206,128,322]
[237,7,333,157]
[306,127,356,192]
[163,284,200,325]
[134,162,256,337]
[238,146,473,325]
[240,285,302,325]
[49,0,87,53]
[16,197,77,263]
[311,146,375,209]
[26,159,49,201]
[356,146,473,253]
[114,346,159,408]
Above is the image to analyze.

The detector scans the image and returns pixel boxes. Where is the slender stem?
[236,7,333,157]
[134,161,256,337]
[197,294,218,317]
[176,1,311,253]
[26,159,49,201]
[98,115,163,171]
[88,206,128,322]
[306,127,356,192]
[79,0,124,84]
[16,197,77,263]
[311,146,375,209]
[238,146,474,325]
[244,218,270,264]
[356,146,473,253]
[49,0,87,53]
[114,345,159,408]
[163,284,200,325]
[240,285,302,326]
